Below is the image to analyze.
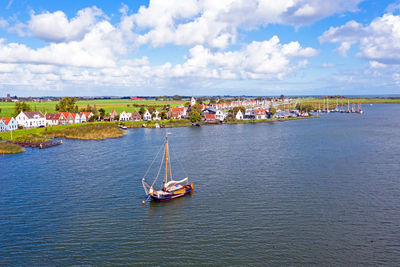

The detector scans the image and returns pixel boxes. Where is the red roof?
[254,108,266,115]
[0,117,13,125]
[80,112,92,118]
[169,107,186,114]
[204,113,216,120]
[59,112,73,119]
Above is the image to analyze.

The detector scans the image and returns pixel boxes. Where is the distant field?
[0,99,188,117]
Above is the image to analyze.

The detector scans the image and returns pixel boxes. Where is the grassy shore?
[46,123,125,140]
[0,142,25,154]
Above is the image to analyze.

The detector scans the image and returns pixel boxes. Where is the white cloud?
[132,0,362,48]
[0,18,8,29]
[28,7,104,42]
[320,14,400,64]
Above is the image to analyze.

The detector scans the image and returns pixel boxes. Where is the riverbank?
[0,142,25,154]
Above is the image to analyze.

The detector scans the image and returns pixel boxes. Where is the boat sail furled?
[142,135,193,202]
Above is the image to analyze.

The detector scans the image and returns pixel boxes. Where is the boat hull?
[150,184,193,202]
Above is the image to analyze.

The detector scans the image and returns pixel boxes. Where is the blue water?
[1,104,400,265]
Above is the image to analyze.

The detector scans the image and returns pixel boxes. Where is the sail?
[165,177,188,188]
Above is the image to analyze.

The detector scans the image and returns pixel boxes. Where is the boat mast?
[164,137,168,187]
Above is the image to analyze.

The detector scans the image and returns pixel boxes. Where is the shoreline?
[0,116,314,154]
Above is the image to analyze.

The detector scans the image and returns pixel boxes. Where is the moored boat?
[142,134,193,203]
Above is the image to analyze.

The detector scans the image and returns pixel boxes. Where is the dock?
[10,140,63,149]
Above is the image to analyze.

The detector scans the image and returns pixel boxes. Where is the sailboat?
[142,135,193,202]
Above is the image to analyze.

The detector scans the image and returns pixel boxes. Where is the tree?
[139,107,146,116]
[92,104,98,115]
[269,107,276,116]
[197,97,203,104]
[98,108,106,118]
[160,111,167,120]
[147,105,156,114]
[191,103,202,114]
[256,96,263,101]
[189,110,201,123]
[172,94,182,100]
[184,102,190,107]
[0,108,2,114]
[280,94,285,100]
[55,97,78,112]
[14,102,32,116]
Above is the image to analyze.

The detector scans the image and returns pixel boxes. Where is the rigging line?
[169,144,189,180]
[142,139,165,180]
[168,143,172,181]
[151,143,165,189]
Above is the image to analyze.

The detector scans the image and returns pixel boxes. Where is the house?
[204,113,216,121]
[59,112,74,124]
[132,110,141,121]
[143,110,152,121]
[79,113,87,123]
[0,120,5,132]
[168,107,187,119]
[215,110,225,121]
[110,110,118,121]
[16,111,46,128]
[153,110,160,120]
[0,117,18,131]
[244,108,256,119]
[254,108,267,119]
[119,111,132,121]
[191,97,196,106]
[45,112,67,126]
[79,112,93,122]
[235,110,244,120]
[71,113,81,124]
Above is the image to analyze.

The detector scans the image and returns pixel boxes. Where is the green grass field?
[0,99,188,117]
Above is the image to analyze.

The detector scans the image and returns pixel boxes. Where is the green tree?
[147,105,156,114]
[160,111,167,120]
[172,94,182,100]
[189,110,201,123]
[14,102,32,116]
[191,103,202,114]
[55,97,78,112]
[269,107,276,116]
[98,108,106,118]
[139,107,146,116]
[92,104,98,115]
[184,102,190,107]
[197,97,203,104]
[256,96,263,101]
[280,94,285,100]
[0,108,2,114]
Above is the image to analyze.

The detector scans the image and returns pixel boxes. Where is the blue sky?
[0,0,399,96]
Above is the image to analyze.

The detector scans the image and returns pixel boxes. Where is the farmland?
[0,99,188,117]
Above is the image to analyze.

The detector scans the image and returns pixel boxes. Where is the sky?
[0,0,399,96]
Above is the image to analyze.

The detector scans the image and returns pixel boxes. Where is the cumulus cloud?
[320,13,400,64]
[133,0,362,48]
[28,7,104,42]
[167,36,317,79]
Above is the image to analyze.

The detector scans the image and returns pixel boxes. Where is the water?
[1,104,400,266]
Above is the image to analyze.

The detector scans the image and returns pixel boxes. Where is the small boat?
[119,125,128,130]
[142,134,193,202]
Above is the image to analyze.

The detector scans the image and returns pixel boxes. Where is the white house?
[16,111,46,128]
[71,113,81,124]
[235,110,244,120]
[191,96,196,106]
[119,111,132,121]
[79,113,87,123]
[143,110,152,121]
[153,110,160,120]
[0,120,5,132]
[215,110,225,121]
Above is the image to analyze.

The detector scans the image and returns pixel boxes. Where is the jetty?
[10,140,63,149]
